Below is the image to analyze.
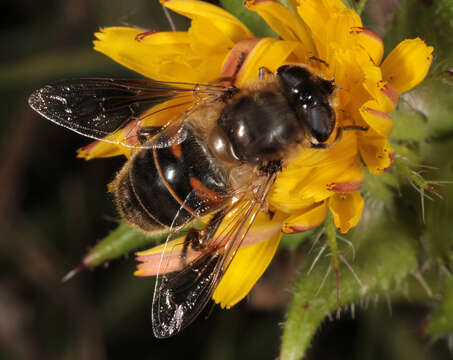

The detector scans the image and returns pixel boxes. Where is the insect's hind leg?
[180,209,228,266]
[137,126,164,144]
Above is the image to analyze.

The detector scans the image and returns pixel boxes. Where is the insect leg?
[309,125,368,149]
[210,51,246,87]
[341,125,368,132]
[309,56,330,68]
[137,126,164,144]
[258,67,272,80]
[180,208,228,266]
[309,142,328,149]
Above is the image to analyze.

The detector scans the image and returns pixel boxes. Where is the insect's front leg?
[309,126,368,149]
[308,55,330,68]
[309,142,328,149]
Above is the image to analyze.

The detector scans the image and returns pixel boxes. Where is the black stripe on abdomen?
[129,147,193,228]
[126,124,230,228]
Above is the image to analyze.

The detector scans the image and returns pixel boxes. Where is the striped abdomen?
[115,124,230,232]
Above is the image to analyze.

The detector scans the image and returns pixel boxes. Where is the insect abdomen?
[115,124,230,232]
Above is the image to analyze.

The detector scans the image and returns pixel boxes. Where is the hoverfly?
[29,64,338,338]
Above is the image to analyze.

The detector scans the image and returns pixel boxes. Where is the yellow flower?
[82,0,433,309]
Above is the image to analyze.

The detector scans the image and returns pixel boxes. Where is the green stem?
[325,212,340,300]
[355,0,368,15]
[280,223,417,360]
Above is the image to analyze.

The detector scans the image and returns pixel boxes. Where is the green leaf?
[280,230,316,251]
[82,223,154,268]
[420,82,453,161]
[383,0,453,283]
[421,182,453,264]
[78,222,195,270]
[341,0,368,14]
[391,102,427,144]
[220,0,277,37]
[427,279,453,338]
[280,218,418,360]
[361,169,397,204]
[384,0,453,62]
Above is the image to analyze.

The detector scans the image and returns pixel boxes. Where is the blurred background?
[0,0,452,359]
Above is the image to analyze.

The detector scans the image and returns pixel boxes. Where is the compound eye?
[299,93,315,108]
[295,89,316,108]
[306,104,335,143]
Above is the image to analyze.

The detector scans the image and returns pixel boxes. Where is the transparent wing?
[28,78,232,148]
[151,172,278,338]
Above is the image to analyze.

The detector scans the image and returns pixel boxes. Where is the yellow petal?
[290,130,359,170]
[271,155,363,212]
[360,100,394,137]
[78,95,194,161]
[77,139,128,160]
[325,158,364,192]
[135,207,284,278]
[379,82,399,112]
[245,0,315,54]
[381,38,434,94]
[162,0,253,42]
[236,38,306,85]
[219,38,262,80]
[350,27,384,65]
[363,77,399,114]
[136,235,184,257]
[135,236,187,277]
[296,0,330,59]
[212,231,282,309]
[297,0,349,42]
[359,135,394,174]
[131,30,190,48]
[332,47,371,115]
[139,96,193,127]
[269,172,316,214]
[282,201,327,234]
[326,6,362,50]
[297,0,361,61]
[188,17,235,55]
[76,122,139,159]
[214,202,285,247]
[360,63,383,101]
[298,158,363,202]
[270,132,359,212]
[328,191,364,233]
[94,28,206,81]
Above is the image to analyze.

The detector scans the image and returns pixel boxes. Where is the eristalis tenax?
[29,61,354,337]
